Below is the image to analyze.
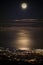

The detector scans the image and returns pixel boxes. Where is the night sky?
[0,0,43,19]
[0,0,43,49]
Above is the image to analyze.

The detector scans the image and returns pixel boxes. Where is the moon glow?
[21,3,27,9]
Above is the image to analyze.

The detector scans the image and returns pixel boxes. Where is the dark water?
[0,26,43,49]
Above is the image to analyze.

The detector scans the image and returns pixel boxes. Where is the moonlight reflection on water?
[1,25,43,49]
[14,29,33,50]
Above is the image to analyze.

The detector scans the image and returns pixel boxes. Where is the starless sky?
[0,0,43,19]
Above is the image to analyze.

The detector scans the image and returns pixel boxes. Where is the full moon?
[21,3,27,9]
